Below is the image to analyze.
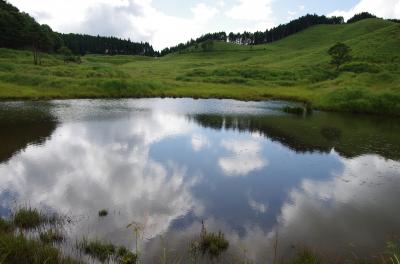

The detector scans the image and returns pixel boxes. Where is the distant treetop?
[347,12,377,23]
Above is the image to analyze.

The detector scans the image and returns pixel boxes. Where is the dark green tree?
[328,42,352,70]
[57,46,73,62]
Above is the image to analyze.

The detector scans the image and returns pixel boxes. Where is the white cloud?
[226,0,273,20]
[191,3,219,22]
[248,198,268,213]
[225,0,277,32]
[218,139,267,176]
[288,5,306,20]
[0,109,200,245]
[9,0,222,50]
[329,0,400,21]
[274,155,400,254]
[191,134,211,152]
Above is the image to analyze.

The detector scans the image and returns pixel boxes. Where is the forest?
[0,0,156,57]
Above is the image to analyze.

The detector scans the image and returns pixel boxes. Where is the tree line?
[61,34,156,57]
[160,14,345,55]
[160,12,392,56]
[0,0,390,59]
[0,0,156,60]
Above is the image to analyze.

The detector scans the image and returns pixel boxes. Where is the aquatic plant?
[127,220,146,256]
[118,246,138,264]
[282,106,305,115]
[284,248,322,264]
[199,221,229,259]
[0,233,82,264]
[387,241,400,264]
[78,238,116,262]
[12,207,45,229]
[78,238,138,263]
[98,209,108,217]
[39,229,64,244]
[0,217,14,233]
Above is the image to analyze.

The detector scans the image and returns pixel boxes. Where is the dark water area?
[0,99,399,263]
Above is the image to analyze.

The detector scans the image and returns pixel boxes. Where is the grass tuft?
[79,238,116,262]
[12,207,45,229]
[0,233,81,264]
[198,222,229,259]
[39,229,64,244]
[285,248,322,264]
[0,217,14,233]
[78,238,137,263]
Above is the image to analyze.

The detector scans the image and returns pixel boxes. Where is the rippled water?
[0,98,399,263]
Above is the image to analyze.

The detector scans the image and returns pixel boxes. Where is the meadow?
[0,18,399,115]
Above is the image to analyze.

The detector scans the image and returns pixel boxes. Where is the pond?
[0,98,399,263]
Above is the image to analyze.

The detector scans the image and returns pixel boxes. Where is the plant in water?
[199,221,229,259]
[78,238,137,263]
[39,229,64,244]
[78,238,116,262]
[282,106,305,115]
[0,217,14,233]
[12,207,45,229]
[387,241,400,264]
[98,209,108,217]
[117,246,138,264]
[189,240,201,264]
[127,220,146,257]
[284,248,322,264]
[0,232,81,264]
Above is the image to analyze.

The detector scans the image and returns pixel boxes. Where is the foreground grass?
[78,238,137,263]
[0,18,399,115]
[1,207,400,263]
[0,216,81,264]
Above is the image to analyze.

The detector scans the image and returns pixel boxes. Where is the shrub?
[340,62,381,73]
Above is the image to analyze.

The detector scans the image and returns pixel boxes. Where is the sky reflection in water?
[0,99,399,262]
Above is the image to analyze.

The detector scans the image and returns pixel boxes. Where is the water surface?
[0,98,399,262]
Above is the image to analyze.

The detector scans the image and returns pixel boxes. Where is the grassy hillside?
[0,18,399,115]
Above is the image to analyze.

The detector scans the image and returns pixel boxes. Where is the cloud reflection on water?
[0,99,399,263]
[219,139,267,177]
[0,111,200,245]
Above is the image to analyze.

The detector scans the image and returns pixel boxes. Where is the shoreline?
[0,94,398,117]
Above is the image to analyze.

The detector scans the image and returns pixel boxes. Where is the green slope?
[0,18,399,115]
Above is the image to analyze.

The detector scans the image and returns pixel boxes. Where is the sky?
[8,0,400,50]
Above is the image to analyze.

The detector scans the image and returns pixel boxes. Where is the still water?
[0,98,399,262]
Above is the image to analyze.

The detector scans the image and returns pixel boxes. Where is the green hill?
[0,18,399,115]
